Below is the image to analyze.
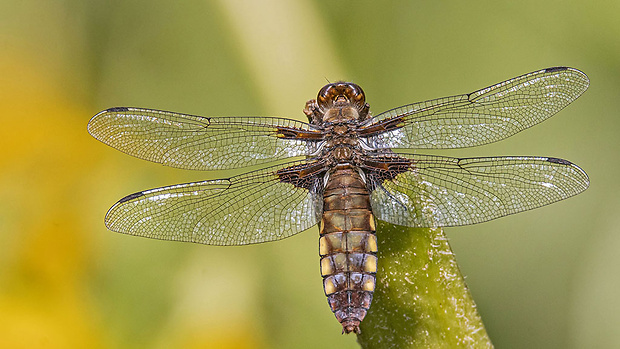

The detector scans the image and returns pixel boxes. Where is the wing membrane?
[364,67,589,149]
[88,107,319,170]
[105,162,323,245]
[369,154,589,227]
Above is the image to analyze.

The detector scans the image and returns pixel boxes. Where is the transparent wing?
[88,107,321,170]
[369,154,589,227]
[364,67,589,149]
[105,161,323,245]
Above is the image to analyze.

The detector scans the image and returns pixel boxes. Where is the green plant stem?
[357,221,493,348]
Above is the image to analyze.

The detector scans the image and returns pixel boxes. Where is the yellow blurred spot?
[0,52,105,348]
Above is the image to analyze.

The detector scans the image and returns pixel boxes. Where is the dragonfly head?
[317,82,366,109]
[305,82,370,125]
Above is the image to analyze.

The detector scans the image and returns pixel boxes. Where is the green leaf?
[357,221,493,348]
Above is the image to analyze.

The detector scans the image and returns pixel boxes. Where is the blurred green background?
[1,0,619,348]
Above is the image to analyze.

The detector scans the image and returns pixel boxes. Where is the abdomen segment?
[319,166,378,334]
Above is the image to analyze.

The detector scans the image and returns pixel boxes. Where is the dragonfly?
[88,67,589,334]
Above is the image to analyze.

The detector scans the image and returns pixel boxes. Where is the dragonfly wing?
[88,107,322,170]
[368,154,589,227]
[362,67,589,149]
[105,161,324,245]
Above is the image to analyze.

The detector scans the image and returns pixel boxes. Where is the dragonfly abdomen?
[319,165,378,334]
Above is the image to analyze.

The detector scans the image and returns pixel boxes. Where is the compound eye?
[345,83,365,105]
[317,84,338,109]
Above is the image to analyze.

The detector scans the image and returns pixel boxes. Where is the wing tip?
[544,66,589,87]
[118,191,146,203]
[106,106,130,113]
[546,157,572,165]
[88,107,132,135]
[546,157,590,190]
[104,192,145,232]
[91,107,131,120]
[545,66,569,73]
